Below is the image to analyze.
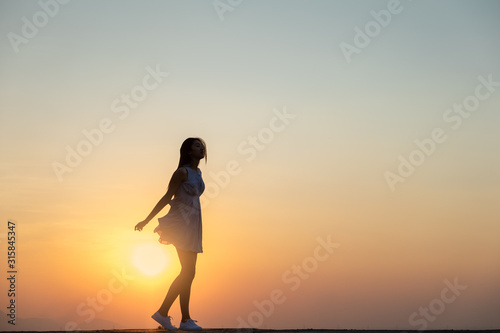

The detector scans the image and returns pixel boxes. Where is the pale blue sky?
[1,1,499,154]
[2,1,500,124]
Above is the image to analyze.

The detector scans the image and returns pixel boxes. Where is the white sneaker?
[152,311,178,331]
[179,318,202,331]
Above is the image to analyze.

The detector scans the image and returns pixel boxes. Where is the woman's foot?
[152,311,178,331]
[179,318,202,331]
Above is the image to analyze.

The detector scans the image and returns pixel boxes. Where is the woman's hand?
[135,220,148,231]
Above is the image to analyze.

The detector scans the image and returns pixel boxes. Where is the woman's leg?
[158,248,197,321]
[178,249,197,321]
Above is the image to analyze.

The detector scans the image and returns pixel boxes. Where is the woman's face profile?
[190,140,205,160]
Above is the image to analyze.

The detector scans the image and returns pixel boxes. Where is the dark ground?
[2,329,499,333]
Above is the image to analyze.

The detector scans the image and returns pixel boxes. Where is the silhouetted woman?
[135,137,206,331]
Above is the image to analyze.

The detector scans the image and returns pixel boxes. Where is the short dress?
[154,166,205,253]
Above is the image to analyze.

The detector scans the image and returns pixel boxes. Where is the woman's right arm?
[134,167,187,231]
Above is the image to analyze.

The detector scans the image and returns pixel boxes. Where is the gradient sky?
[1,0,500,331]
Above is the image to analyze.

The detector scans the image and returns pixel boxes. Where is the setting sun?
[132,242,169,276]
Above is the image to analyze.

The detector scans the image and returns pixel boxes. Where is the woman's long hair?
[178,137,207,168]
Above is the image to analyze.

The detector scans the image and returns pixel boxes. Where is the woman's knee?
[180,266,196,280]
[177,248,197,280]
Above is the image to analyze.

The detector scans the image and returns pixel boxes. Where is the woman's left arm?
[134,167,187,231]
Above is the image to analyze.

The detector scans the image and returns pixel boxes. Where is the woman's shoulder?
[172,166,189,181]
[180,165,202,174]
